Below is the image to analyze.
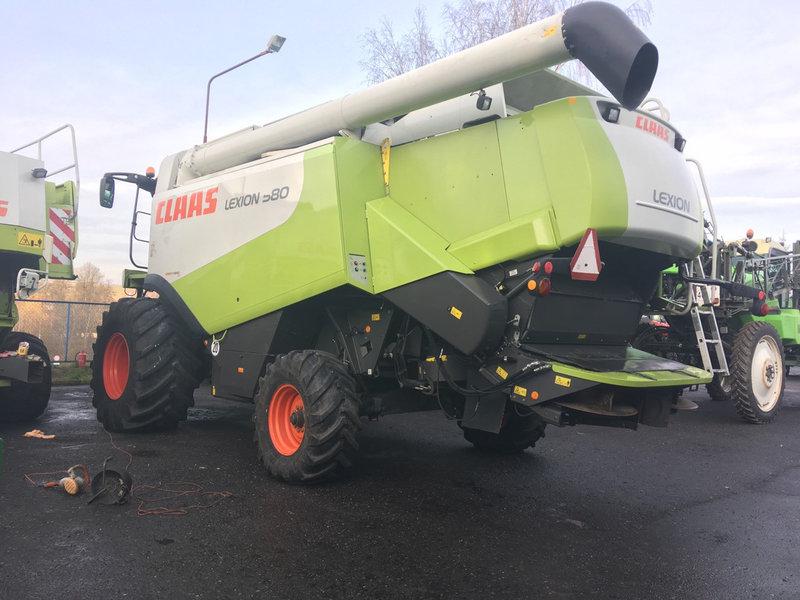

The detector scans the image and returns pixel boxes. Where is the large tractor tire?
[730,322,785,424]
[254,350,361,483]
[0,332,51,422]
[462,405,546,454]
[90,298,204,432]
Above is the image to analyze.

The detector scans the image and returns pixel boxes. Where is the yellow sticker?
[425,355,447,362]
[16,231,44,248]
[543,24,558,37]
[371,313,381,321]
[513,385,527,397]
[554,375,571,388]
[496,366,508,380]
[449,306,463,320]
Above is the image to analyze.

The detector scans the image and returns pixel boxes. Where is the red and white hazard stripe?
[48,208,75,265]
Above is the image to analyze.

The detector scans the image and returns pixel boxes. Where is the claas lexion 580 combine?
[95,2,711,482]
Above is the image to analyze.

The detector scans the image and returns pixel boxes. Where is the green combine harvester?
[95,2,714,483]
[0,125,79,422]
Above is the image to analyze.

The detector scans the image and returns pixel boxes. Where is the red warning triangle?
[570,228,602,281]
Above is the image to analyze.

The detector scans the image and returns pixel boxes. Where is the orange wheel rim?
[103,332,130,400]
[268,384,305,456]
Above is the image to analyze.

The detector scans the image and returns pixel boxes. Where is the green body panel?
[0,223,44,257]
[552,361,712,387]
[385,97,628,273]
[447,207,559,270]
[734,308,800,346]
[332,138,387,294]
[531,98,628,243]
[367,197,472,292]
[389,123,510,242]
[174,145,348,333]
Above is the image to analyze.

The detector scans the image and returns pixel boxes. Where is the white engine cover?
[592,101,704,259]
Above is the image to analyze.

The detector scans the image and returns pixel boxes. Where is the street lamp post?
[203,34,286,144]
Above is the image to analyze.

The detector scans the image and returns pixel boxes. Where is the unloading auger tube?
[176,0,657,184]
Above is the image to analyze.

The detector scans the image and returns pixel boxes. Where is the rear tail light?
[538,278,551,296]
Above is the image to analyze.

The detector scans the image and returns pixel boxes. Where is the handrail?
[639,97,671,121]
[685,158,718,279]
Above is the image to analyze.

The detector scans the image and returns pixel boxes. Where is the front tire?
[0,332,51,422]
[90,298,203,432]
[462,404,546,454]
[254,350,360,483]
[731,322,785,424]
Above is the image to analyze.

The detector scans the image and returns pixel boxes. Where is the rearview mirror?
[100,176,115,208]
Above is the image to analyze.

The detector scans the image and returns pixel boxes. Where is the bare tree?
[361,0,654,86]
[360,6,440,83]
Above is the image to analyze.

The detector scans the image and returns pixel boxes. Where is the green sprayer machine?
[0,125,80,422]
[635,215,799,424]
[95,2,714,483]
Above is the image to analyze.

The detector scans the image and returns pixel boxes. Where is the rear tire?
[90,298,204,432]
[0,332,51,422]
[254,350,361,483]
[731,322,785,424]
[462,404,546,454]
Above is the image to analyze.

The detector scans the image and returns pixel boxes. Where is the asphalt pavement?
[1,375,799,600]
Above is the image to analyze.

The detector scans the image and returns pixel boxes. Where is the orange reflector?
[530,391,539,401]
[364,325,372,334]
[237,367,244,374]
[538,278,551,296]
[527,279,537,292]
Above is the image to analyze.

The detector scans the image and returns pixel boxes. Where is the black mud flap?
[461,392,506,433]
[0,355,43,384]
[638,389,674,428]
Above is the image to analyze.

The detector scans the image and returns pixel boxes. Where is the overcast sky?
[1,0,798,281]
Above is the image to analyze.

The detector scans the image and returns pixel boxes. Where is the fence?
[15,299,111,363]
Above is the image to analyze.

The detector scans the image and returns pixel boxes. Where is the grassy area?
[52,363,92,386]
